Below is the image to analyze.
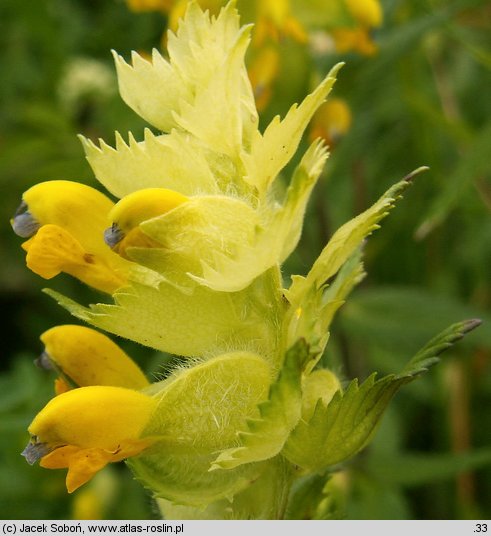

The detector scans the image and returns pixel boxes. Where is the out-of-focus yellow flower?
[39,325,149,392]
[248,46,280,112]
[23,386,157,493]
[333,0,383,56]
[71,468,118,520]
[72,488,103,520]
[11,181,131,294]
[332,27,378,56]
[167,0,223,31]
[254,0,307,46]
[344,0,382,27]
[127,0,223,36]
[126,0,175,12]
[309,97,352,146]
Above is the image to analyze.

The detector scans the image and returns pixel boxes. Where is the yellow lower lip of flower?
[22,224,127,294]
[40,439,155,493]
[25,385,157,491]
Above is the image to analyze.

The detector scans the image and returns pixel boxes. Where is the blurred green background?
[1,0,490,520]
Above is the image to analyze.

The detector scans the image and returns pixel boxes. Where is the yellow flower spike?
[105,187,188,258]
[309,98,352,147]
[11,180,131,293]
[40,325,149,390]
[22,386,157,492]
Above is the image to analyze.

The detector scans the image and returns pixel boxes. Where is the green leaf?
[210,339,311,470]
[399,318,482,377]
[157,456,293,519]
[282,319,481,472]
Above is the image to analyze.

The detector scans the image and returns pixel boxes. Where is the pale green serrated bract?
[283,168,429,360]
[282,319,481,472]
[210,339,311,471]
[129,351,271,506]
[43,267,283,362]
[114,2,256,138]
[172,24,252,158]
[80,130,222,199]
[285,167,428,309]
[131,194,260,283]
[189,140,329,292]
[157,456,294,519]
[242,62,343,196]
[286,248,365,361]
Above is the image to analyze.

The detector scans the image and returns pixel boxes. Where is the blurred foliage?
[1,0,490,520]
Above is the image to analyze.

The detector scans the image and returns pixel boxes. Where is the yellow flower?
[248,46,280,112]
[254,0,307,46]
[309,98,352,146]
[11,181,131,293]
[105,188,188,258]
[344,0,383,28]
[71,468,118,520]
[332,27,378,56]
[72,488,103,520]
[167,0,223,31]
[23,386,157,492]
[39,325,149,392]
[333,0,383,56]
[126,0,175,12]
